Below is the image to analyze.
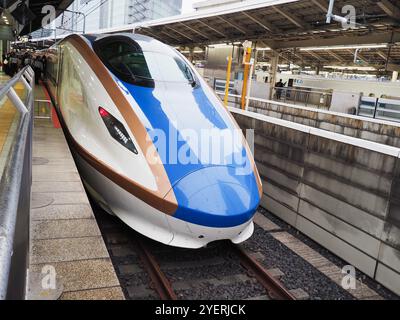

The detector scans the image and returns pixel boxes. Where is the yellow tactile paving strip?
[0,81,26,155]
[0,100,17,154]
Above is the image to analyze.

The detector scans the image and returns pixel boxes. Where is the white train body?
[45,34,262,248]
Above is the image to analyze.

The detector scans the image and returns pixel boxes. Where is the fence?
[271,87,332,109]
[213,78,236,94]
[215,83,332,110]
[0,66,35,300]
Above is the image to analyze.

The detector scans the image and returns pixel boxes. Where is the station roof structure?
[23,0,400,70]
[26,0,75,35]
[2,0,74,36]
[97,0,400,70]
[97,0,399,47]
[270,44,400,72]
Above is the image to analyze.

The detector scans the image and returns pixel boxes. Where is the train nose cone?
[167,166,260,228]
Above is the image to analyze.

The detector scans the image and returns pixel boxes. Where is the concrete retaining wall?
[231,108,400,295]
[246,99,400,148]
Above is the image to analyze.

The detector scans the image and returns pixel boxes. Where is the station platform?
[27,84,124,300]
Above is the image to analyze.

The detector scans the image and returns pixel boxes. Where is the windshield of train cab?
[94,38,197,88]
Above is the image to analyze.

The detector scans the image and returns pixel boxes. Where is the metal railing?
[213,78,332,110]
[271,87,332,109]
[214,78,235,94]
[0,66,35,300]
[216,90,321,113]
[216,91,242,107]
[358,96,400,123]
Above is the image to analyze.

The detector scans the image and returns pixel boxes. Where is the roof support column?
[252,44,259,78]
[268,51,279,100]
[189,48,194,63]
[392,70,399,82]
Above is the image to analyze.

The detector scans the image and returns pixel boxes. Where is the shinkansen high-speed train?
[44,33,262,249]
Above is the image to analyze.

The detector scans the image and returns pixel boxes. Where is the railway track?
[136,235,295,300]
[231,244,295,300]
[93,202,296,301]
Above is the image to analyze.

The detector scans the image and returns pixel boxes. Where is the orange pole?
[224,55,232,108]
[241,47,252,110]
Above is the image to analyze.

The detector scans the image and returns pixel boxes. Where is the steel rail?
[134,236,295,300]
[231,244,296,300]
[134,237,177,300]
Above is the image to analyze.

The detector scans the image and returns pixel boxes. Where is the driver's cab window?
[96,40,153,87]
[101,41,151,79]
[94,36,197,88]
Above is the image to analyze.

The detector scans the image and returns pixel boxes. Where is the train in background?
[44,33,262,249]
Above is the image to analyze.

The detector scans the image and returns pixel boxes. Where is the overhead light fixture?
[257,47,271,51]
[179,50,204,54]
[323,65,376,71]
[208,43,231,48]
[300,44,388,51]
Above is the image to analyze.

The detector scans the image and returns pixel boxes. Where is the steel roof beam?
[164,25,194,41]
[158,30,182,42]
[272,6,308,29]
[326,50,345,62]
[145,28,180,42]
[241,11,275,33]
[377,0,400,19]
[377,50,388,61]
[178,22,209,40]
[196,19,227,37]
[310,0,329,12]
[216,16,248,35]
[303,50,326,62]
